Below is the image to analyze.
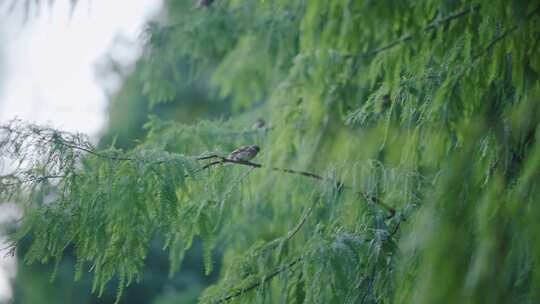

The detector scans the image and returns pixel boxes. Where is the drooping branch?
[197,154,396,216]
[201,196,314,304]
[286,205,314,241]
[1,121,395,215]
[1,122,406,304]
[215,256,304,304]
[0,175,66,187]
[0,120,131,195]
[358,3,540,60]
[360,5,479,58]
[51,140,132,161]
[474,3,540,60]
[196,154,324,179]
[214,214,406,303]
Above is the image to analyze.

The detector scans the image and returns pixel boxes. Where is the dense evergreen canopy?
[1,0,540,303]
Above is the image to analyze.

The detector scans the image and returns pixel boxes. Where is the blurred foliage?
[97,57,230,149]
[2,0,540,303]
[12,237,215,304]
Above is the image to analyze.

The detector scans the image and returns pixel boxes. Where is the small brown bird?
[227,145,260,161]
[252,118,266,130]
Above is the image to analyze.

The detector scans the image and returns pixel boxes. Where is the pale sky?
[0,0,162,137]
[0,0,162,301]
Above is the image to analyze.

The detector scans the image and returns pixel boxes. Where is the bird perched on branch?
[227,145,260,161]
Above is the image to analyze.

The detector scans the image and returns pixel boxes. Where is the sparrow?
[227,145,260,161]
[252,118,266,130]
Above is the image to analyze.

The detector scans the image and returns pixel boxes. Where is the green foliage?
[2,0,540,303]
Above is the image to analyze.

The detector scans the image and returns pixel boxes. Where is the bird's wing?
[227,146,246,159]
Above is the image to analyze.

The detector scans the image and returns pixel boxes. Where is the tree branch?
[474,3,540,59]
[196,155,323,178]
[214,212,407,303]
[361,5,479,58]
[197,155,396,216]
[1,121,395,215]
[215,257,303,303]
[52,140,132,161]
[286,206,313,242]
[0,175,66,187]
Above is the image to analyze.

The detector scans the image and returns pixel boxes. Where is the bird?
[252,118,266,130]
[227,145,260,162]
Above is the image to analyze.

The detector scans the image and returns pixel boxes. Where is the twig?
[359,191,395,217]
[196,154,221,160]
[286,205,314,241]
[196,155,323,179]
[1,122,131,162]
[388,214,406,238]
[0,175,66,187]
[361,5,479,58]
[215,257,303,303]
[197,155,396,216]
[200,160,226,170]
[51,140,132,161]
[1,244,16,258]
[474,4,540,60]
[215,211,407,303]
[271,166,323,180]
[2,121,395,215]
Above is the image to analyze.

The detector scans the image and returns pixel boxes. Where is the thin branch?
[388,213,407,238]
[51,140,132,161]
[270,166,323,180]
[286,206,314,241]
[196,156,322,178]
[215,212,407,303]
[424,7,478,31]
[197,155,396,216]
[196,154,221,161]
[359,191,396,217]
[215,257,303,304]
[1,244,16,258]
[2,121,395,215]
[362,36,412,57]
[0,175,66,187]
[361,5,479,58]
[1,121,131,162]
[474,3,540,60]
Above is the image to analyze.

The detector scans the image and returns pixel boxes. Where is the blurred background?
[0,1,228,303]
